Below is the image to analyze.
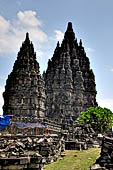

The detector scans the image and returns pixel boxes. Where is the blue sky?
[0,0,113,113]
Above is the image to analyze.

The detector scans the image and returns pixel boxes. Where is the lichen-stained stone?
[3,33,46,119]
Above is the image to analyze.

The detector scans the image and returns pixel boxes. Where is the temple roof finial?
[63,22,75,45]
[57,41,60,47]
[79,39,82,47]
[25,32,30,43]
[67,22,73,31]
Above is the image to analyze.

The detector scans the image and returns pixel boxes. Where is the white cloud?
[97,98,113,112]
[87,48,95,52]
[0,16,10,33]
[54,30,64,42]
[110,68,113,72]
[17,10,42,27]
[0,86,4,115]
[0,11,65,57]
[0,10,48,54]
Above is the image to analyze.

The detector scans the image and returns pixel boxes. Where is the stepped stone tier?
[44,22,97,122]
[3,33,46,119]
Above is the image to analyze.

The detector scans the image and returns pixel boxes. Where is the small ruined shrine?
[3,33,46,120]
[44,22,97,122]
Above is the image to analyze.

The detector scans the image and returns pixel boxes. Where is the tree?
[76,106,113,133]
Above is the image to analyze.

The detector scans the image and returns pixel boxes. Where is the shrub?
[76,107,113,133]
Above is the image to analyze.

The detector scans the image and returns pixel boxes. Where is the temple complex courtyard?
[0,16,113,170]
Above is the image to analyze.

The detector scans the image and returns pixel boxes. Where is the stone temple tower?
[3,33,46,120]
[44,22,97,122]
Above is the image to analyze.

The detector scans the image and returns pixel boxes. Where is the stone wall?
[91,136,113,170]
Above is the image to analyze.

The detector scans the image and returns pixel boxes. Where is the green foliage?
[76,106,113,133]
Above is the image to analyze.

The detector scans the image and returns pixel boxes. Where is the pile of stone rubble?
[65,124,100,150]
[0,134,65,170]
[91,136,113,170]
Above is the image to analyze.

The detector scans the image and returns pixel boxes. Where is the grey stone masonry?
[3,33,46,119]
[0,134,65,169]
[91,136,113,170]
[44,22,97,122]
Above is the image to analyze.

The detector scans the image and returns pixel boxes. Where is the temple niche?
[3,33,46,120]
[44,22,97,122]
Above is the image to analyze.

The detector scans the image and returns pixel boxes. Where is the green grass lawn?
[44,148,100,170]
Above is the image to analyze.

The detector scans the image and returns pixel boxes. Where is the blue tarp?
[0,115,11,130]
[14,122,46,129]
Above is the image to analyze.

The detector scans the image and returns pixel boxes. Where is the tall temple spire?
[3,33,46,120]
[44,22,97,122]
[3,22,97,125]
